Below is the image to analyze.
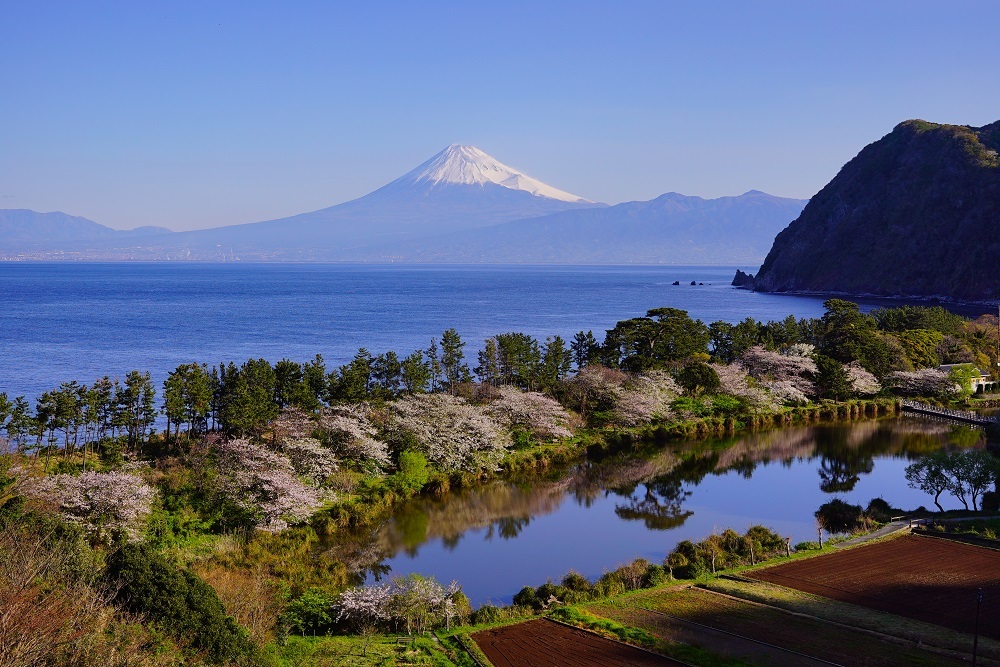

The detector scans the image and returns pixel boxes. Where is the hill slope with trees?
[752,119,1000,302]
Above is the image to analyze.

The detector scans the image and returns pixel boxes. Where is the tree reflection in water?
[323,419,982,580]
[486,516,532,540]
[611,478,693,530]
[817,454,873,493]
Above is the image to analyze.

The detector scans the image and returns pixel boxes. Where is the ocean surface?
[0,262,987,401]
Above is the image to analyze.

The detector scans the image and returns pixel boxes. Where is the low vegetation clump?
[918,517,1000,540]
[814,497,903,534]
[548,607,658,648]
[511,559,668,611]
[105,542,257,664]
[665,525,788,579]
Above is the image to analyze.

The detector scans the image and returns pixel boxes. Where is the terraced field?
[750,534,1000,637]
[587,586,969,666]
[470,618,682,667]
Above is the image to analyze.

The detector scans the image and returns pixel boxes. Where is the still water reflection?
[329,418,983,605]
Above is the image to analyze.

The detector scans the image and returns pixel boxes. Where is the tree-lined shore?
[2,299,998,666]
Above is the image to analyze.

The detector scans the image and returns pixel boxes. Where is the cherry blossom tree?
[215,438,324,531]
[335,575,462,634]
[765,380,809,406]
[318,404,391,472]
[390,394,510,472]
[27,470,156,541]
[280,437,338,486]
[887,368,955,397]
[710,363,789,410]
[613,371,679,426]
[740,346,817,398]
[845,362,881,395]
[333,582,392,631]
[272,407,317,441]
[562,364,628,419]
[483,387,572,440]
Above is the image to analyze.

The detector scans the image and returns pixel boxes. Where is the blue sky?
[2,1,998,231]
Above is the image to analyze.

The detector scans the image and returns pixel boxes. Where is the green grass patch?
[438,633,491,667]
[548,606,657,647]
[263,634,461,667]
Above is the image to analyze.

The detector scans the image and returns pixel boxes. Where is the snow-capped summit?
[43,144,602,259]
[392,144,593,203]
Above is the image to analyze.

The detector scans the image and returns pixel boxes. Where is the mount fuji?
[0,145,807,263]
[80,145,602,260]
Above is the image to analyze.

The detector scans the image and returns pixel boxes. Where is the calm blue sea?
[0,263,984,401]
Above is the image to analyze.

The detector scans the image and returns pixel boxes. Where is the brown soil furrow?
[471,618,682,667]
[751,534,1000,637]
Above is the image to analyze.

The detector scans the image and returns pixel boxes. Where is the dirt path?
[834,520,910,548]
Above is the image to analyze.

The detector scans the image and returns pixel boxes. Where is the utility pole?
[973,588,984,666]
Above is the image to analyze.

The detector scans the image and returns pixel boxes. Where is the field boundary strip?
[635,604,845,666]
[697,582,998,664]
[913,527,1000,551]
[452,632,493,667]
[541,616,696,666]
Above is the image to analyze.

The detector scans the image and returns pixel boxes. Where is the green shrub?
[390,450,429,495]
[511,429,533,449]
[105,543,254,664]
[0,456,25,524]
[676,362,721,396]
[665,526,788,578]
[53,460,82,474]
[746,524,787,554]
[709,394,742,417]
[534,581,570,607]
[561,570,592,593]
[283,587,336,635]
[99,437,126,468]
[512,586,538,609]
[816,499,865,534]
[643,563,668,587]
[670,396,710,418]
[470,603,532,625]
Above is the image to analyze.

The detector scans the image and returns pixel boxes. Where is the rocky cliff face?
[752,119,1000,302]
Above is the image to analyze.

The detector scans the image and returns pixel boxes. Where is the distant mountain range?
[750,119,1000,302]
[347,190,806,264]
[0,209,170,252]
[0,145,807,264]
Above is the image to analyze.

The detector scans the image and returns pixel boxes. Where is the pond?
[325,418,986,605]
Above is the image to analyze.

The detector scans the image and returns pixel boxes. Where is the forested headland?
[2,299,998,666]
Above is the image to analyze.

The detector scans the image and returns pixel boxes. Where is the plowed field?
[470,618,682,667]
[587,587,969,666]
[751,534,1000,637]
